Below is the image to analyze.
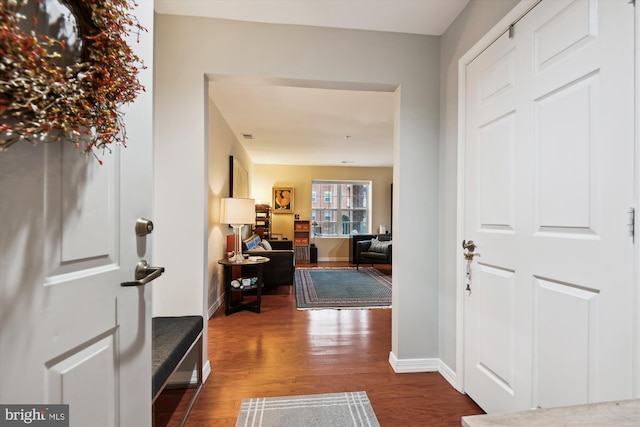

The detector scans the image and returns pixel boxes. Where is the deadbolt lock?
[135,218,154,236]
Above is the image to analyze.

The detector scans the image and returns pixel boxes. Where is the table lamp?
[220,197,255,263]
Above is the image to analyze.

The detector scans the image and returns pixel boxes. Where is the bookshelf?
[293,220,310,263]
[254,204,271,240]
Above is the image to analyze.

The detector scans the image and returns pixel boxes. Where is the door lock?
[135,218,154,236]
[462,240,480,261]
[462,240,481,294]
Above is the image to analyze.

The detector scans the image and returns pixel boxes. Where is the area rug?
[235,391,380,427]
[295,267,391,310]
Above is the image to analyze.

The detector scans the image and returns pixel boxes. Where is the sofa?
[356,235,392,270]
[242,234,295,288]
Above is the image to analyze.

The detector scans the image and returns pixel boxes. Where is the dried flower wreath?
[0,0,146,161]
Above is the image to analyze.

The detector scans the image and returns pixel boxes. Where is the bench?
[152,315,204,426]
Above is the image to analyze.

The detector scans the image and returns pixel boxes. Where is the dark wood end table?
[218,257,270,315]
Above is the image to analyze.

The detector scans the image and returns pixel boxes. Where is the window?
[311,180,371,236]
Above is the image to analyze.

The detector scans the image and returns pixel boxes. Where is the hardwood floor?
[154,263,483,426]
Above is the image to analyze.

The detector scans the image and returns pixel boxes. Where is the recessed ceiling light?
[344,135,351,140]
[341,160,354,164]
[242,133,254,140]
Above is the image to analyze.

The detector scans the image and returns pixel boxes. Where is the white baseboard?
[388,352,462,393]
[438,360,460,391]
[388,351,439,373]
[208,295,224,319]
[202,359,211,383]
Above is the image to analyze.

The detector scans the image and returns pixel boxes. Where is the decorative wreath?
[0,0,146,162]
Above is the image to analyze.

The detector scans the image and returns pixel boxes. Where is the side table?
[218,257,270,315]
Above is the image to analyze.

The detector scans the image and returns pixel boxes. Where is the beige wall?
[252,164,392,261]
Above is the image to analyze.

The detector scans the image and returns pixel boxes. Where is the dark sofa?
[242,234,295,288]
[356,235,392,270]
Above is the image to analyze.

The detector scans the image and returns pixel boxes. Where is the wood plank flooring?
[154,263,483,426]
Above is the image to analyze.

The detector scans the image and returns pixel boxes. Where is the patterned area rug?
[235,391,380,427]
[295,267,391,310]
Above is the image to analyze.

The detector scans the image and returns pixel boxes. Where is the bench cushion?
[152,315,203,398]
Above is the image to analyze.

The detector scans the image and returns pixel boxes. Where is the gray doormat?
[236,391,380,427]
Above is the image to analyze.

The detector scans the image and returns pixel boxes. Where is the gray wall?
[438,0,521,371]
[154,0,525,377]
[154,15,441,362]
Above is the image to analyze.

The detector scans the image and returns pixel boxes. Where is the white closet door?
[463,0,634,413]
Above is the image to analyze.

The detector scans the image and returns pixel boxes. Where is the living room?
[208,128,394,315]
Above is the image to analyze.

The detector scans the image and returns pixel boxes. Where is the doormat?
[295,267,391,310]
[236,391,380,427]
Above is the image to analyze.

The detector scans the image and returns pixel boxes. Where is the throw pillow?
[244,235,261,250]
[369,237,391,254]
[261,239,273,250]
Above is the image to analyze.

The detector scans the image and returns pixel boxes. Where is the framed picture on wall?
[273,187,294,213]
[229,156,249,198]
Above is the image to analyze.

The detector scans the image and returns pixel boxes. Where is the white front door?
[0,3,155,426]
[463,0,635,413]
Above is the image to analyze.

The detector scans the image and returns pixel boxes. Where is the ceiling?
[154,0,470,37]
[155,0,470,167]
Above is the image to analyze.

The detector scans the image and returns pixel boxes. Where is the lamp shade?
[220,198,255,226]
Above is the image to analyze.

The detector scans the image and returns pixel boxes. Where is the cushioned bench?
[152,315,204,426]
